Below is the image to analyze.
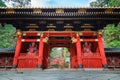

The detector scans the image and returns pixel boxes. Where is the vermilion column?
[69,44,75,68]
[46,45,50,68]
[98,36,107,68]
[70,44,78,68]
[76,36,83,68]
[38,36,44,68]
[13,36,22,68]
[43,44,48,69]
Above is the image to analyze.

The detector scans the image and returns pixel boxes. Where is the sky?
[31,0,96,7]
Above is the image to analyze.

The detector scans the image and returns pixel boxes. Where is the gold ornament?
[15,29,22,37]
[71,37,77,43]
[43,37,49,43]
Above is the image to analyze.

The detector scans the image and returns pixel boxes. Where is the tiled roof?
[0,48,15,53]
[105,48,120,53]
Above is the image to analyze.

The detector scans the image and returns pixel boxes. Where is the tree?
[0,0,6,7]
[0,24,16,48]
[2,0,31,7]
[90,1,99,7]
[109,0,120,7]
[90,0,107,7]
[90,0,120,7]
[103,24,120,48]
[50,48,69,61]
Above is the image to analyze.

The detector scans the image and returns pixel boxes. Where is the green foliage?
[90,0,106,7]
[50,48,69,61]
[90,1,99,7]
[2,0,31,7]
[63,48,68,60]
[50,48,62,60]
[106,40,120,48]
[90,0,120,7]
[0,0,6,7]
[109,0,120,7]
[0,24,16,48]
[103,24,120,48]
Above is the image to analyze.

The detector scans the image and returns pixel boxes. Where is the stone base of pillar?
[78,64,83,68]
[37,64,42,68]
[12,65,17,68]
[103,64,107,68]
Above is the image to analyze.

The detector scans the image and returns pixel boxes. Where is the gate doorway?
[48,47,70,69]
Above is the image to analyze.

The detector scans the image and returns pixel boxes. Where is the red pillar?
[76,36,83,68]
[70,44,78,68]
[46,45,50,68]
[38,36,44,68]
[98,36,107,68]
[13,36,22,68]
[42,44,49,69]
[70,44,74,68]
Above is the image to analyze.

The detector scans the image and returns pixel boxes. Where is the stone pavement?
[0,69,120,80]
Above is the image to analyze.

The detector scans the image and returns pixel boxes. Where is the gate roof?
[0,7,120,31]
